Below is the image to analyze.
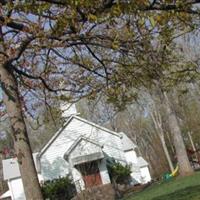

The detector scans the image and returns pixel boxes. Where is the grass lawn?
[124,171,200,200]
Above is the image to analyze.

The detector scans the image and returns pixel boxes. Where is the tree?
[0,63,44,199]
[163,91,194,176]
[0,1,200,198]
[149,100,175,173]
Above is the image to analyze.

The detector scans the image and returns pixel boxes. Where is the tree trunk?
[165,131,175,154]
[150,110,174,173]
[0,65,43,199]
[187,131,198,161]
[163,92,194,176]
[159,134,174,173]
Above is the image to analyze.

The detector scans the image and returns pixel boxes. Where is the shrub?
[107,158,131,184]
[41,176,76,200]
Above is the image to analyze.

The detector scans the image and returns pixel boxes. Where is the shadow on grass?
[153,185,200,200]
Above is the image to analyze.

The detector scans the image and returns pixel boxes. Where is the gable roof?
[39,115,121,157]
[73,116,121,137]
[120,132,137,151]
[64,136,103,160]
[2,153,39,180]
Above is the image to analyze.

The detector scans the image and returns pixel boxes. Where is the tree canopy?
[1,0,200,111]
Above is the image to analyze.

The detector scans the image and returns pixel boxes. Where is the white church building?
[0,104,151,200]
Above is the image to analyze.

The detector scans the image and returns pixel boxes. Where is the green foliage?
[2,0,199,112]
[107,159,131,184]
[41,176,76,200]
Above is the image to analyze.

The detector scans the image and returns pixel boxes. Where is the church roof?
[64,136,104,165]
[39,115,121,157]
[120,132,137,151]
[64,136,103,159]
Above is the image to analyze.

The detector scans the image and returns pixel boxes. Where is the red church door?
[78,161,102,188]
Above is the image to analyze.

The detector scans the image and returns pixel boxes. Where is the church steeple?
[59,81,78,118]
[60,102,78,118]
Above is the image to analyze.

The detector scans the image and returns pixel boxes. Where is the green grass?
[125,172,200,200]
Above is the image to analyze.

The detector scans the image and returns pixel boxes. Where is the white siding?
[40,155,69,180]
[8,175,43,200]
[140,166,151,183]
[124,150,143,185]
[124,150,138,165]
[9,178,25,200]
[40,117,125,181]
[130,171,142,185]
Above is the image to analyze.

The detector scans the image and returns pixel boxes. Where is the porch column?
[98,159,111,184]
[70,161,85,192]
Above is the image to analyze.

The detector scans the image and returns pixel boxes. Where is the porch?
[64,137,111,191]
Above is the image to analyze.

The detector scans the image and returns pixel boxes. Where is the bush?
[41,176,76,200]
[107,159,131,184]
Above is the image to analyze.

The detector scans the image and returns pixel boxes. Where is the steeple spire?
[59,81,78,118]
[60,102,77,118]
